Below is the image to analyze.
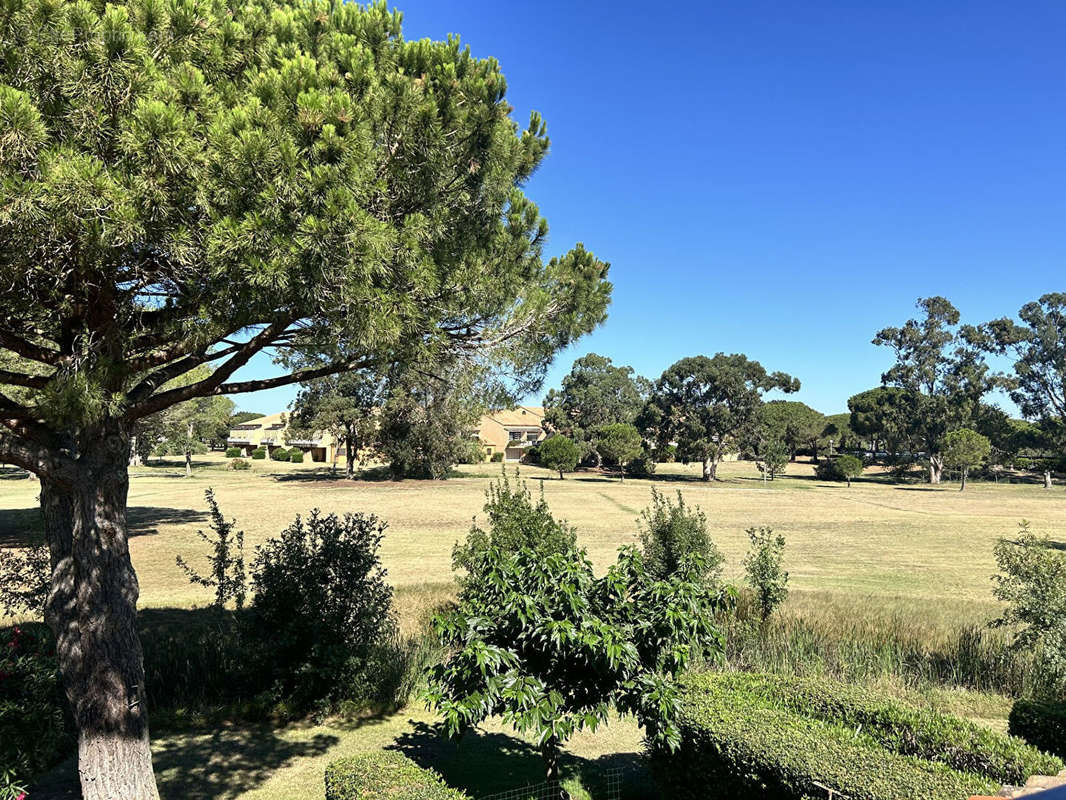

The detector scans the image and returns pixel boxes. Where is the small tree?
[943,428,991,491]
[174,489,246,610]
[743,527,789,621]
[453,471,576,583]
[538,435,581,479]
[755,439,789,481]
[594,423,643,482]
[638,488,723,584]
[993,521,1066,679]
[426,545,724,788]
[817,454,864,486]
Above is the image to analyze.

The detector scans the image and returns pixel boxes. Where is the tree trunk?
[541,737,568,800]
[960,467,967,491]
[344,431,356,480]
[846,476,851,487]
[928,454,943,484]
[811,444,819,464]
[41,426,159,800]
[184,421,194,478]
[1044,469,1053,490]
[702,456,717,481]
[558,469,564,480]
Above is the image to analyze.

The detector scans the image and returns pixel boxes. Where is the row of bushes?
[651,672,1005,800]
[324,752,468,800]
[699,672,1061,783]
[236,447,306,462]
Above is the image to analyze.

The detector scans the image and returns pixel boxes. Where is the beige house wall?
[227,412,338,463]
[476,406,546,462]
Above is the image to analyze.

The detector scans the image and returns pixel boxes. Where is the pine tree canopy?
[0,0,611,476]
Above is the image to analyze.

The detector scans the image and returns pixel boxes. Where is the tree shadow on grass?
[29,725,339,800]
[0,506,206,547]
[390,720,655,799]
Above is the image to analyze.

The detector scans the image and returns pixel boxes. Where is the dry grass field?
[7,455,1064,800]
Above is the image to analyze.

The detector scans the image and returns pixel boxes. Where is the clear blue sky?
[233,0,1066,416]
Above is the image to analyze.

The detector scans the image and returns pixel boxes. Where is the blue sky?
[232,0,1066,416]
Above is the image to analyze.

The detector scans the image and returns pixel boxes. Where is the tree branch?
[209,354,380,396]
[0,328,60,365]
[0,368,51,390]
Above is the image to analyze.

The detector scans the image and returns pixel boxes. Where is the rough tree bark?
[344,429,356,480]
[541,737,569,800]
[960,467,968,492]
[702,455,718,481]
[928,453,944,484]
[1044,470,1053,490]
[41,425,159,800]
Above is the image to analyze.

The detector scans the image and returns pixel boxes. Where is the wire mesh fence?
[476,768,622,800]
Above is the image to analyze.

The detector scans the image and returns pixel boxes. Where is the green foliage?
[593,422,642,480]
[823,413,861,451]
[489,451,504,463]
[452,471,576,582]
[638,488,722,584]
[291,371,386,477]
[270,448,291,462]
[651,672,1053,798]
[760,401,825,459]
[755,439,789,480]
[224,447,242,458]
[230,413,263,427]
[289,450,304,463]
[543,354,649,461]
[250,448,267,460]
[0,625,71,791]
[537,434,580,477]
[624,451,657,477]
[847,386,914,454]
[175,489,247,610]
[943,428,991,488]
[816,454,863,485]
[743,527,789,621]
[229,458,250,471]
[0,533,49,619]
[426,544,725,777]
[641,354,799,481]
[251,511,395,711]
[1010,699,1066,760]
[993,522,1066,680]
[324,751,468,800]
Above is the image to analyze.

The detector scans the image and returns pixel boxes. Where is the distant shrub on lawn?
[743,527,789,621]
[250,448,266,460]
[1010,699,1066,760]
[324,751,468,800]
[229,457,250,470]
[815,454,863,485]
[270,447,291,461]
[638,487,721,583]
[289,450,304,463]
[651,672,1005,800]
[489,451,504,462]
[224,447,242,458]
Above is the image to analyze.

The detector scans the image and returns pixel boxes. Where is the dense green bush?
[324,751,468,800]
[651,672,1000,800]
[1010,699,1066,760]
[0,625,71,790]
[251,510,395,711]
[270,447,291,461]
[230,457,250,470]
[815,454,863,485]
[489,451,504,462]
[743,528,789,621]
[638,487,721,583]
[624,452,656,477]
[702,672,1061,783]
[224,447,242,458]
[289,450,305,463]
[251,447,267,460]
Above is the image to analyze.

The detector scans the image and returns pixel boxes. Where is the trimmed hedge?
[705,672,1061,784]
[289,451,304,463]
[270,447,291,461]
[224,447,242,458]
[651,672,1004,800]
[1010,699,1066,760]
[324,752,469,800]
[251,448,267,459]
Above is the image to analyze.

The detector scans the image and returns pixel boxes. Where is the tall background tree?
[639,354,799,481]
[872,297,999,483]
[0,2,610,795]
[291,370,386,479]
[759,400,826,462]
[543,353,649,464]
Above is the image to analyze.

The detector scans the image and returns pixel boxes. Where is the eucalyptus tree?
[640,355,799,481]
[873,297,999,483]
[0,1,610,795]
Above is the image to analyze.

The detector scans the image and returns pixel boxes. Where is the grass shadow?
[390,720,654,799]
[0,506,205,548]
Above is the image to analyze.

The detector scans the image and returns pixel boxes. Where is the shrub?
[270,447,291,461]
[489,451,504,462]
[324,751,468,800]
[538,434,580,478]
[743,527,789,621]
[755,439,789,481]
[452,471,576,583]
[251,448,267,460]
[1010,699,1066,760]
[0,625,71,791]
[652,672,999,800]
[229,457,250,470]
[251,510,395,711]
[224,447,242,458]
[593,422,642,481]
[289,450,304,463]
[638,488,722,583]
[698,672,1061,784]
[175,489,246,609]
[816,454,863,485]
[624,452,656,477]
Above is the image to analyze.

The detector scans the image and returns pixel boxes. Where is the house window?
[509,431,523,442]
[526,432,538,442]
